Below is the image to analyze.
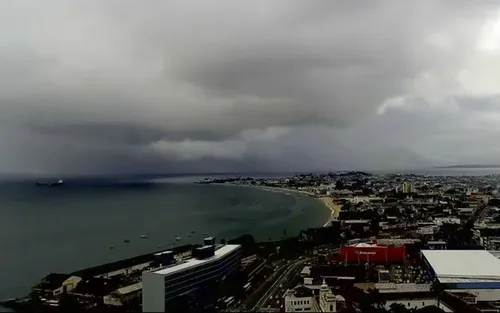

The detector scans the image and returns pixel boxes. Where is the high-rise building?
[402,182,414,194]
[142,242,242,312]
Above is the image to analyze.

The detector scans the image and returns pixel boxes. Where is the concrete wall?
[142,272,165,312]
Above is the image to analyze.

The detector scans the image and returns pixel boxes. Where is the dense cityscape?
[5,171,500,313]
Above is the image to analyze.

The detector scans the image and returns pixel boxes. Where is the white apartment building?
[142,244,242,312]
[283,287,319,312]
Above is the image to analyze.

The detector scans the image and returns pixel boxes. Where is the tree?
[228,234,257,255]
[389,303,408,313]
[58,293,83,312]
[369,289,386,310]
[341,202,352,212]
[335,180,345,190]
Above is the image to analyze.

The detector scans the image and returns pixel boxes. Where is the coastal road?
[252,248,341,311]
[252,258,308,311]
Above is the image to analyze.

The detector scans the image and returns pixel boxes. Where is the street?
[252,258,307,311]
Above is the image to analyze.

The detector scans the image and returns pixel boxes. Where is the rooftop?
[300,266,311,276]
[72,244,196,278]
[151,244,241,276]
[376,283,431,293]
[422,250,500,282]
[115,282,142,296]
[427,241,447,245]
[376,238,420,246]
[379,291,436,301]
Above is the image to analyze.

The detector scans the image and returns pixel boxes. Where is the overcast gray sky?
[1,0,500,175]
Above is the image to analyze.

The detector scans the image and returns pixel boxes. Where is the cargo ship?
[36,179,64,187]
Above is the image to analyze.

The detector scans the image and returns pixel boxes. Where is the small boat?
[191,230,195,233]
[176,236,181,241]
[36,179,64,187]
[124,239,130,243]
[140,234,148,239]
[109,246,114,250]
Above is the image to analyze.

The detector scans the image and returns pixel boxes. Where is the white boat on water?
[140,234,148,239]
[176,236,182,241]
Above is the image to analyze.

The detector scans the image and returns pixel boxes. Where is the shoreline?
[208,183,337,227]
[317,196,342,227]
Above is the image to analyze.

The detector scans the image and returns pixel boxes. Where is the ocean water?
[0,177,329,300]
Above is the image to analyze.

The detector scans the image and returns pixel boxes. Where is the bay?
[0,179,329,300]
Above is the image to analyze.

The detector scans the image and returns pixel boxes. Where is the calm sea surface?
[0,176,329,300]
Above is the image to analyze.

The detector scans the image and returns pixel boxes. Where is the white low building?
[434,218,461,226]
[375,283,453,312]
[382,294,453,312]
[284,286,319,312]
[422,250,500,301]
[283,280,344,312]
[104,282,142,306]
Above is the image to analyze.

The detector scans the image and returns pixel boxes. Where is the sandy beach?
[318,196,342,227]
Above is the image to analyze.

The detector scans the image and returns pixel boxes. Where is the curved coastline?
[209,183,338,227]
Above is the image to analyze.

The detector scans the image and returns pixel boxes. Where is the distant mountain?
[434,164,500,169]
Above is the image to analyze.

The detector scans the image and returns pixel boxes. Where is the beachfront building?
[142,243,242,312]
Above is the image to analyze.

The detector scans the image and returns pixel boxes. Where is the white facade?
[384,298,453,312]
[142,244,242,312]
[427,241,447,250]
[417,226,437,235]
[284,293,317,312]
[434,218,461,226]
[319,280,344,312]
[142,272,167,312]
[283,281,344,313]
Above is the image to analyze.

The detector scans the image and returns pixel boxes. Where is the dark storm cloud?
[0,0,500,174]
[455,96,500,112]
